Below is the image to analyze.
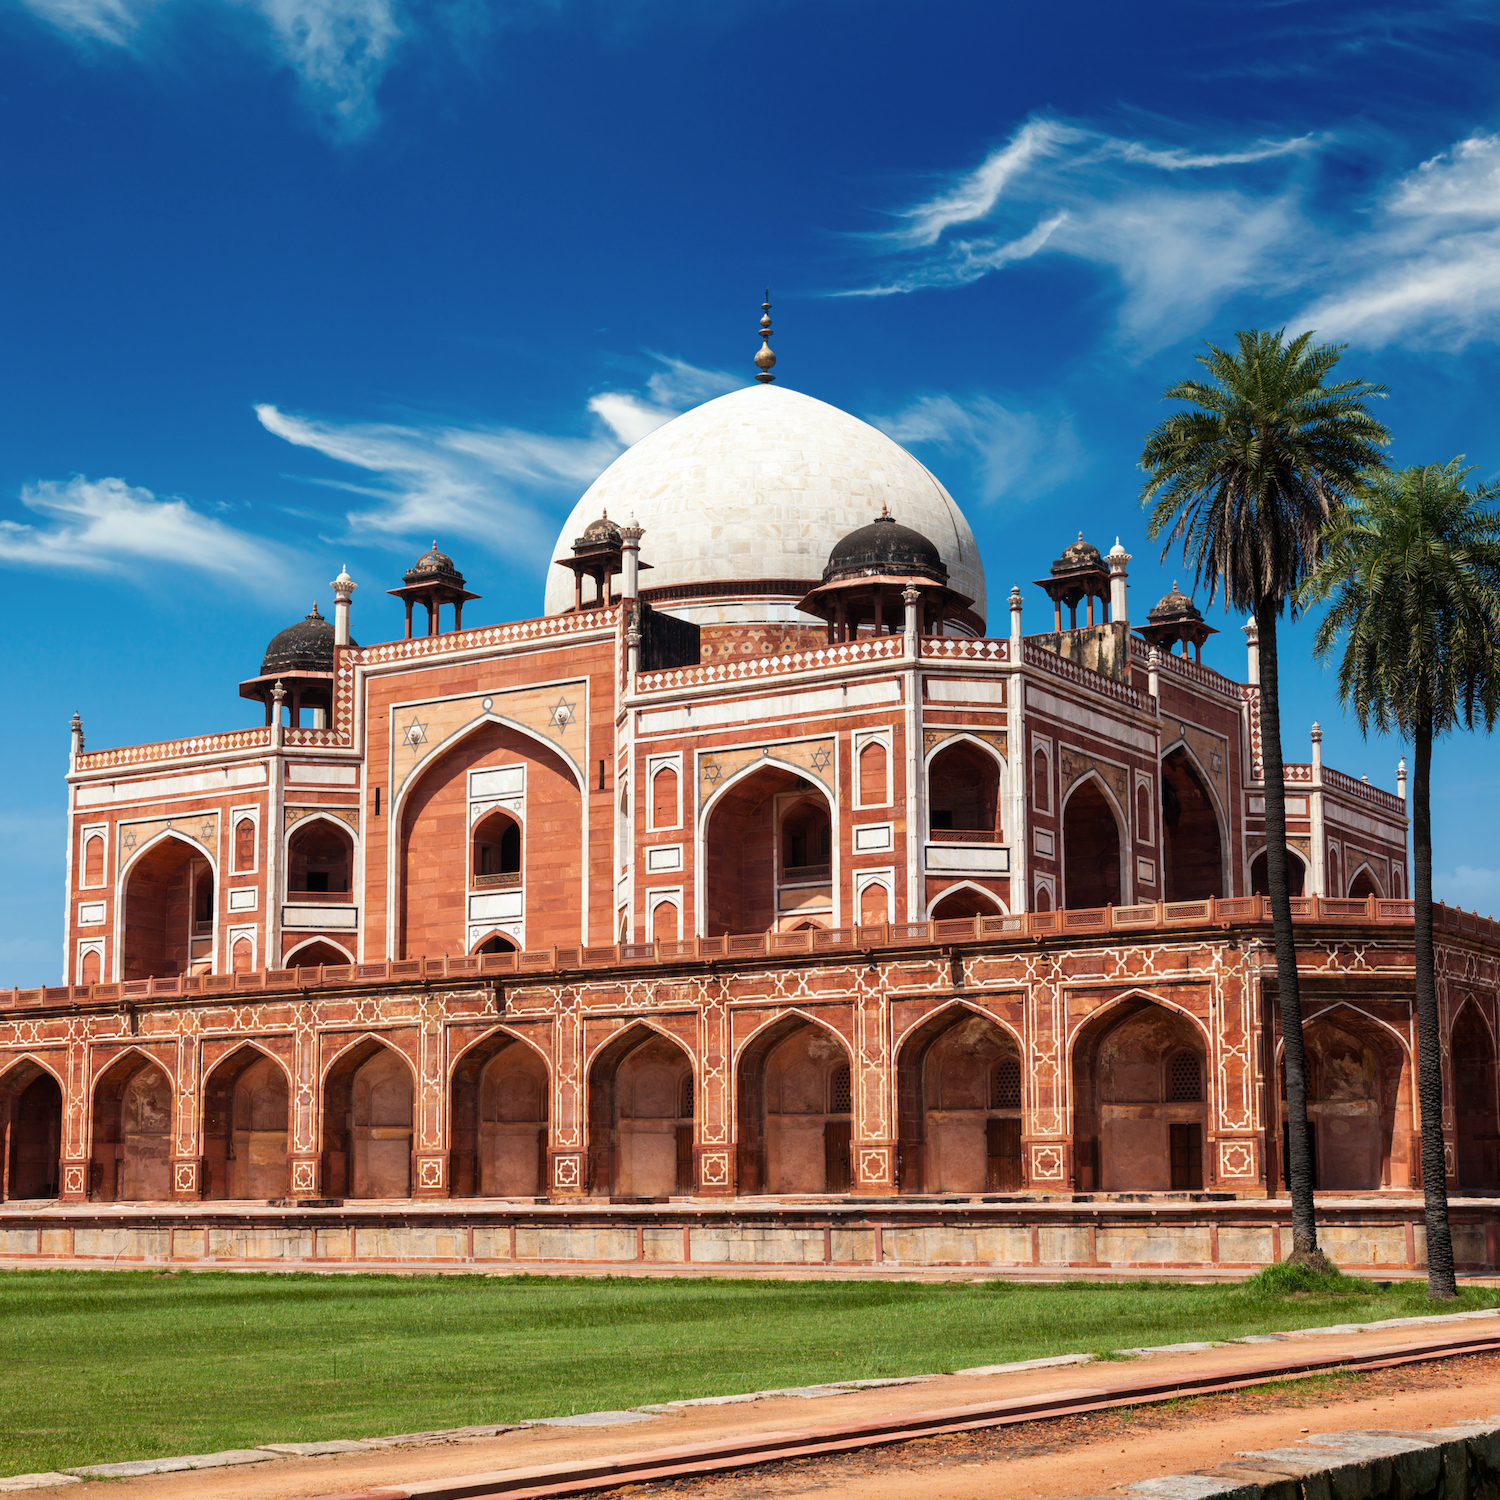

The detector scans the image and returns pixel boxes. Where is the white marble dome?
[543,383,987,630]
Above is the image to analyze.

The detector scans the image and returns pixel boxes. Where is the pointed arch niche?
[1061,776,1122,910]
[896,1007,1022,1194]
[1071,998,1208,1192]
[587,1025,694,1198]
[1,1060,62,1201]
[398,718,582,957]
[735,1015,852,1195]
[121,834,214,981]
[1161,746,1223,901]
[90,1051,173,1201]
[1453,1003,1500,1191]
[202,1046,290,1200]
[321,1040,414,1199]
[702,764,834,936]
[450,1030,549,1197]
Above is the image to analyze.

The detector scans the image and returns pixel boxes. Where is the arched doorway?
[927,741,1001,840]
[1161,748,1222,901]
[472,932,519,956]
[896,1008,1022,1193]
[1293,1010,1408,1191]
[1071,999,1208,1191]
[1249,847,1306,897]
[286,819,353,898]
[735,1017,852,1195]
[122,837,213,981]
[1348,867,1381,900]
[284,939,353,969]
[1,1062,61,1200]
[1062,778,1121,910]
[90,1052,173,1201]
[587,1026,694,1198]
[202,1047,289,1200]
[930,886,1003,921]
[703,767,835,935]
[450,1031,549,1197]
[321,1041,414,1199]
[1453,1004,1500,1190]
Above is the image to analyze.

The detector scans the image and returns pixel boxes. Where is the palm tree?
[1140,329,1388,1265]
[1302,461,1500,1298]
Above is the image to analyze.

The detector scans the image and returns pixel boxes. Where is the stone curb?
[1,1305,1493,1491]
[1059,1416,1500,1499]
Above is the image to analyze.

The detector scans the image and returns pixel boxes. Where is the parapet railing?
[7,894,1476,1012]
[74,727,273,773]
[1022,639,1152,712]
[1128,635,1243,699]
[635,633,904,693]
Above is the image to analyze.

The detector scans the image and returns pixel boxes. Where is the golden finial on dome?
[754,291,776,384]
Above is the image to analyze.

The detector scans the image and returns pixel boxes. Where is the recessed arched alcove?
[735,1016,852,1195]
[321,1040,414,1199]
[1,1061,62,1201]
[587,1025,694,1199]
[201,1046,289,1200]
[1161,748,1222,901]
[896,1007,1022,1194]
[1061,778,1121,910]
[703,767,834,936]
[450,1031,549,1197]
[1071,999,1208,1192]
[90,1052,173,1201]
[1453,1003,1500,1191]
[927,741,1001,840]
[122,837,213,981]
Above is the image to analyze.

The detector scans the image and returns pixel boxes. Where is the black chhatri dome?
[1050,533,1104,575]
[823,510,947,584]
[404,540,463,585]
[574,510,622,551]
[1148,582,1203,623]
[261,604,336,675]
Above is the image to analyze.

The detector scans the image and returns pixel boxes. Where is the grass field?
[1,1269,1495,1477]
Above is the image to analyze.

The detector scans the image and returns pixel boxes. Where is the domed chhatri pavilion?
[3,304,1494,1278]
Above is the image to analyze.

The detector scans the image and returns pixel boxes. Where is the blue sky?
[4,0,1500,982]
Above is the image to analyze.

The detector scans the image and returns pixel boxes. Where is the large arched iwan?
[399,721,582,956]
[121,836,213,982]
[1161,747,1222,901]
[735,1015,852,1194]
[703,765,833,937]
[1062,777,1121,911]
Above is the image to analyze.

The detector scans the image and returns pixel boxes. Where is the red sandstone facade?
[2,378,1487,1228]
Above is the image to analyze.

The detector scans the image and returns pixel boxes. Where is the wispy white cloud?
[258,355,743,549]
[856,114,1500,355]
[866,392,1082,506]
[18,0,408,137]
[0,475,289,585]
[1300,132,1500,349]
[851,116,1317,350]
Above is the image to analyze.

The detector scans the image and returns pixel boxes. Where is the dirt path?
[52,1317,1500,1500]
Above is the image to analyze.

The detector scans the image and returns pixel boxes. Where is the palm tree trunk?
[1413,715,1458,1297]
[1256,602,1320,1259]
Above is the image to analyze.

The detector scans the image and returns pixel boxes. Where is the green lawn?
[1,1270,1495,1477]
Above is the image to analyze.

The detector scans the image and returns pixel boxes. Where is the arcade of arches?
[18,998,1486,1204]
